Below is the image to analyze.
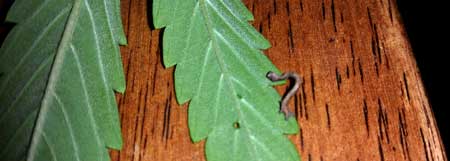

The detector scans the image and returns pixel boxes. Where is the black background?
[396,0,449,154]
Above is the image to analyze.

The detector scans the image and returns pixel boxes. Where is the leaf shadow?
[147,0,155,30]
[146,0,166,68]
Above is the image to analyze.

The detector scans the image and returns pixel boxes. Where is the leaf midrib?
[198,0,262,160]
[199,0,241,123]
[26,0,105,160]
[26,0,82,159]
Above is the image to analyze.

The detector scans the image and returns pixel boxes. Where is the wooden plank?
[0,0,445,160]
[110,0,447,160]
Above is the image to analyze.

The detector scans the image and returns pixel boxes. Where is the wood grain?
[0,0,444,160]
[0,0,442,160]
[109,0,447,160]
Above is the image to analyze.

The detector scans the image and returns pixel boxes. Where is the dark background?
[0,0,13,45]
[396,0,449,154]
[0,0,448,155]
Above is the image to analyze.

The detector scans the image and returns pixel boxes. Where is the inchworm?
[266,71,302,120]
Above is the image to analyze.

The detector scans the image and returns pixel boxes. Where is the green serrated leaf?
[154,0,301,161]
[0,0,126,160]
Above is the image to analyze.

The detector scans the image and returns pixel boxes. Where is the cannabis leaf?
[0,0,126,160]
[153,0,301,161]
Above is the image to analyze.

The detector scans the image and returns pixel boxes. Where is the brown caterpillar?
[267,71,302,120]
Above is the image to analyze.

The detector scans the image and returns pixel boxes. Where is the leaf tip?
[112,73,127,93]
[188,124,209,143]
[153,21,166,29]
[190,134,205,143]
[260,39,272,49]
[118,36,128,46]
[115,84,126,94]
[107,137,123,150]
[284,118,300,134]
[174,89,191,105]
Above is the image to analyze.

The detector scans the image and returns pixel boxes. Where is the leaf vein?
[71,44,104,161]
[51,91,82,161]
[0,7,70,95]
[41,132,58,161]
[0,107,38,158]
[0,55,53,123]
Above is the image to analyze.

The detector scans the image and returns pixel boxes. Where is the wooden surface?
[0,0,446,160]
[111,0,447,160]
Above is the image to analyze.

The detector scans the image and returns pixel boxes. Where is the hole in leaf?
[233,122,240,129]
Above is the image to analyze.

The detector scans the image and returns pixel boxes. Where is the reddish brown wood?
[1,0,446,160]
[110,0,447,160]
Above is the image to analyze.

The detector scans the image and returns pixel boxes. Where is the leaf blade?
[0,0,126,160]
[154,0,301,161]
